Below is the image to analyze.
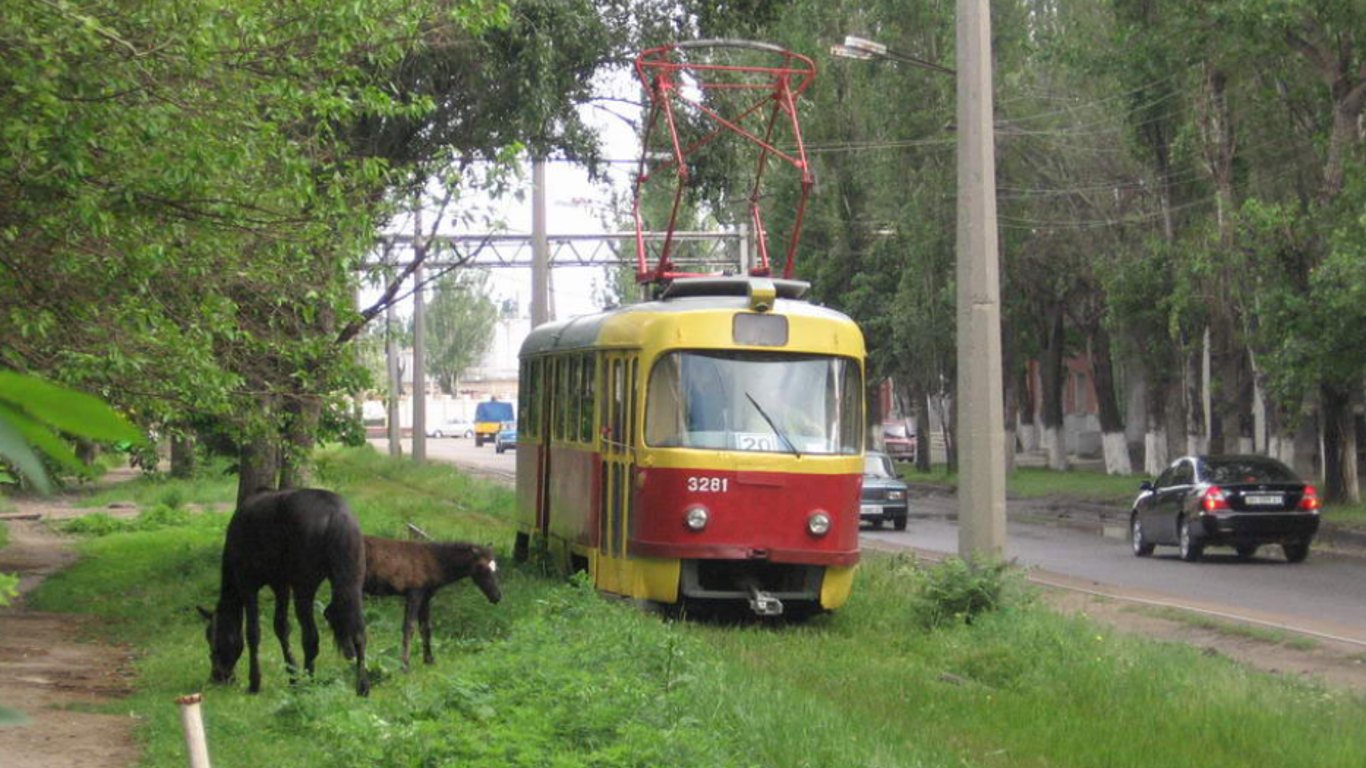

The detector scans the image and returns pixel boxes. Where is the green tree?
[425,271,499,395]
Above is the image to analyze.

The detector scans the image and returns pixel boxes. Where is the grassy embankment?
[904,464,1366,529]
[24,447,1366,767]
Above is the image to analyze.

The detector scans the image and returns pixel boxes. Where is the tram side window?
[552,358,566,441]
[564,356,579,442]
[579,353,594,443]
[610,359,624,445]
[523,359,539,439]
[628,358,638,447]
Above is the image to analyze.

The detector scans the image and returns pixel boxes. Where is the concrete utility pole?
[955,0,1007,558]
[531,157,551,328]
[412,203,427,462]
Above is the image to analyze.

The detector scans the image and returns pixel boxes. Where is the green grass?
[1133,605,1320,651]
[73,460,238,512]
[1326,501,1366,529]
[901,464,1141,505]
[24,445,1366,767]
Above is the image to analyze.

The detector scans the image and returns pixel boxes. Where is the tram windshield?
[645,351,862,455]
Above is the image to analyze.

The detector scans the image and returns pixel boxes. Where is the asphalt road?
[384,435,1366,645]
[869,511,1366,644]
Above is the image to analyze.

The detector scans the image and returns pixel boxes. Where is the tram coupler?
[747,585,784,617]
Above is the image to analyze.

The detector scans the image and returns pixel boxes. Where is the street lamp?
[833,5,1007,560]
[831,35,957,75]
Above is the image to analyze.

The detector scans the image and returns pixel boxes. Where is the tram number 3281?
[686,476,729,493]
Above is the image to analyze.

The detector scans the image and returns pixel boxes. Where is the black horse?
[361,536,502,668]
[199,488,370,696]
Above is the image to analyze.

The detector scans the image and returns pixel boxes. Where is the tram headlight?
[684,505,710,531]
[807,511,831,537]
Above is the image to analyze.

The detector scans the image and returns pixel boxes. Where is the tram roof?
[519,277,863,358]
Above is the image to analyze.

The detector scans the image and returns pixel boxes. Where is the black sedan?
[860,451,909,530]
[1130,454,1321,562]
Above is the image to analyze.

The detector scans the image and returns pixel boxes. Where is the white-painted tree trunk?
[1018,422,1040,451]
[1044,426,1069,470]
[1145,429,1168,475]
[1102,432,1133,475]
[1269,435,1295,469]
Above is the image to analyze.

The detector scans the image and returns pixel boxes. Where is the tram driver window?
[644,350,861,455]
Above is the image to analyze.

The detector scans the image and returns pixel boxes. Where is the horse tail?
[324,515,367,659]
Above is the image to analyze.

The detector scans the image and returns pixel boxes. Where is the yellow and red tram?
[513,277,865,616]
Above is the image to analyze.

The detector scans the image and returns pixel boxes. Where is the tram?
[512,41,866,616]
[513,277,865,615]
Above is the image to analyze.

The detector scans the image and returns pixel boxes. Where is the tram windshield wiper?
[745,392,801,458]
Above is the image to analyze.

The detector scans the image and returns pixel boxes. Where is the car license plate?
[860,505,880,516]
[1244,494,1283,506]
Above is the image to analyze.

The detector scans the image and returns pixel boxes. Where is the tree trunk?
[1320,382,1361,504]
[1182,332,1207,455]
[280,396,321,489]
[1143,387,1168,476]
[867,380,884,452]
[1016,362,1040,451]
[1002,344,1018,475]
[236,435,280,511]
[940,392,957,473]
[1091,326,1132,475]
[914,387,933,473]
[1040,307,1068,470]
[170,433,196,479]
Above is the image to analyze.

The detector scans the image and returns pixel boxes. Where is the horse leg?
[418,592,435,665]
[294,587,320,677]
[400,591,421,669]
[353,617,369,697]
[271,584,298,682]
[244,591,263,693]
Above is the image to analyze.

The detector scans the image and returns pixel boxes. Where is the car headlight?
[887,490,905,501]
[807,511,831,536]
[684,505,709,531]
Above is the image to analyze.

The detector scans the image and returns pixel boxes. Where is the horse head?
[197,605,243,684]
[470,548,502,604]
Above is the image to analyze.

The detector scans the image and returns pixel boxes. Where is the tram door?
[533,357,554,537]
[597,352,637,590]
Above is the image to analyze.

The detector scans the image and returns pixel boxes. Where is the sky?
[376,68,643,323]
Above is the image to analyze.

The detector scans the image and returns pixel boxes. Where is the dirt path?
[0,478,141,768]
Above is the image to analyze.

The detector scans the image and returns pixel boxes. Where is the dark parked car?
[1130,454,1321,563]
[860,451,908,530]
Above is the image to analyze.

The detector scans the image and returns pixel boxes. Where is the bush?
[910,556,1025,629]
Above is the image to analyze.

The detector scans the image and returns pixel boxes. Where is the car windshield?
[644,350,862,455]
[1200,456,1300,484]
[884,425,909,438]
[475,402,514,422]
[864,455,895,477]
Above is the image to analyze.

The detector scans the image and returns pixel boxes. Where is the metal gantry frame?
[370,229,749,273]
